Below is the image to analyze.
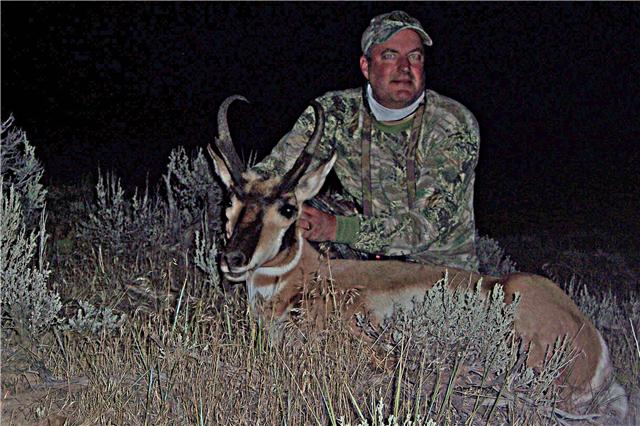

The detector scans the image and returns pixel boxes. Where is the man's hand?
[299,205,337,241]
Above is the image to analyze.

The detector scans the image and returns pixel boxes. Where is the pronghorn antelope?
[207,95,628,417]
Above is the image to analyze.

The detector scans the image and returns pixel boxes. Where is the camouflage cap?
[361,10,433,56]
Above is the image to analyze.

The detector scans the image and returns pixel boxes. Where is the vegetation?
[1,119,638,424]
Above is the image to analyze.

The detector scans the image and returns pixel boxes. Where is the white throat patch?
[246,230,304,305]
[255,230,303,277]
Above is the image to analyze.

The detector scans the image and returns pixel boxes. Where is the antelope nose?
[224,251,246,268]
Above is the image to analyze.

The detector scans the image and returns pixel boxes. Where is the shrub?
[79,146,223,259]
[1,167,60,338]
[355,274,579,424]
[551,273,640,393]
[162,146,223,245]
[0,116,46,229]
[78,171,166,257]
[338,399,437,426]
[1,117,60,337]
[63,300,125,335]
[476,233,518,276]
[543,248,638,296]
[194,228,221,289]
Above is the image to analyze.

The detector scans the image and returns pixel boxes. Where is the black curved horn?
[279,100,325,191]
[215,95,249,186]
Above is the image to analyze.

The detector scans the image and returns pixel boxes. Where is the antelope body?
[207,95,628,417]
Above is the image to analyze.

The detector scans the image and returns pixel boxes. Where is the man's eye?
[381,52,396,60]
[408,53,424,64]
[279,204,297,219]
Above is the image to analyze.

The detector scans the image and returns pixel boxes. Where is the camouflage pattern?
[361,10,433,57]
[252,87,480,271]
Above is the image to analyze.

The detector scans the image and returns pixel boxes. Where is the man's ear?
[207,144,235,191]
[360,55,370,80]
[294,152,338,202]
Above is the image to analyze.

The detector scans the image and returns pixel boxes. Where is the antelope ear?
[207,144,235,191]
[294,152,337,202]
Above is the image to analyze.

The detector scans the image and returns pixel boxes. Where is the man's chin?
[389,93,420,108]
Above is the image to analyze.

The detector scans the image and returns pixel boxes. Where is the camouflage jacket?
[253,87,480,271]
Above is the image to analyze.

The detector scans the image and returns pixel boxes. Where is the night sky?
[2,2,639,242]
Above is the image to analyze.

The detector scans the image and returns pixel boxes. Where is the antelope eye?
[279,203,297,219]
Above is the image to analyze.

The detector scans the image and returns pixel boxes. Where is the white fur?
[246,273,279,305]
[250,227,288,272]
[255,231,304,277]
[591,332,628,418]
[245,231,304,305]
[592,332,613,395]
[571,331,628,419]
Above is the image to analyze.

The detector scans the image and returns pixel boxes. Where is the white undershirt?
[367,84,425,122]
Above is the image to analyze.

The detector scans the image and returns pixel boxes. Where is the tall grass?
[1,120,637,424]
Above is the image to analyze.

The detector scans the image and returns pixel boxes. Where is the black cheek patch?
[279,221,297,251]
[227,208,263,261]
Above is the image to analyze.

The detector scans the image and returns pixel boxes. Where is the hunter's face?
[360,29,425,110]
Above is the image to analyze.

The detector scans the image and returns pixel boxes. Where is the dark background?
[2,2,639,245]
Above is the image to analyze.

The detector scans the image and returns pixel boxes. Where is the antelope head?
[207,95,336,282]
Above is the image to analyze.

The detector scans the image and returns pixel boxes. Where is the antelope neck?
[255,229,305,277]
[246,230,321,308]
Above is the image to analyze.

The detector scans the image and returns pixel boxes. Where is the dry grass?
[2,184,639,425]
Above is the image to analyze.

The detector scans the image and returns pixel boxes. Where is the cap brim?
[403,25,433,46]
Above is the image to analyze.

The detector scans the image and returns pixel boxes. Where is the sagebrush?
[1,120,637,424]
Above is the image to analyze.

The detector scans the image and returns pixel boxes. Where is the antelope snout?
[224,250,247,269]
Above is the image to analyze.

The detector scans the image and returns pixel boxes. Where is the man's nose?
[398,57,411,72]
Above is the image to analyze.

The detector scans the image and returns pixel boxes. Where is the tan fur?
[251,235,624,415]
[242,174,280,195]
[206,103,628,418]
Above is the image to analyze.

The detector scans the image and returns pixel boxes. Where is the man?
[253,10,480,271]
